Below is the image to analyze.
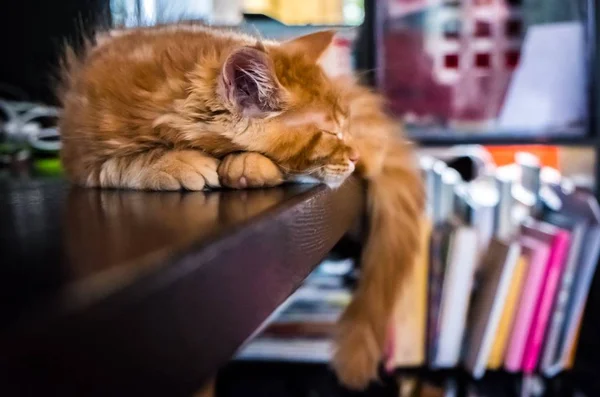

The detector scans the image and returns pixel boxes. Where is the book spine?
[487,255,526,370]
[504,243,548,372]
[472,243,521,378]
[560,228,600,367]
[540,224,584,375]
[427,228,449,364]
[522,231,570,373]
[435,228,478,367]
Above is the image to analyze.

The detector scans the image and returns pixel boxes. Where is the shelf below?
[0,177,365,396]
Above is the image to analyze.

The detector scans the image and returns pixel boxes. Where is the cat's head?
[216,31,359,188]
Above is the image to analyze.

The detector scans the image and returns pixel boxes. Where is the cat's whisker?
[353,67,383,80]
[277,164,327,175]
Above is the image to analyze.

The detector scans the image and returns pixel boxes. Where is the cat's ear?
[220,47,285,118]
[281,30,336,63]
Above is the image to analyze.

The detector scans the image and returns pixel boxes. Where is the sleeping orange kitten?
[59,25,424,389]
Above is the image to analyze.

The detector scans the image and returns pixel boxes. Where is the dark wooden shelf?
[0,177,365,396]
[408,127,597,147]
[413,135,598,147]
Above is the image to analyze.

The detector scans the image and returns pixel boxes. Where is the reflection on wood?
[63,186,300,305]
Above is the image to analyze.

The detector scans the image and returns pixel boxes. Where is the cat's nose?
[348,148,360,163]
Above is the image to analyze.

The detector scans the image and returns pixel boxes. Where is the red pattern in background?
[382,0,522,126]
[383,30,454,121]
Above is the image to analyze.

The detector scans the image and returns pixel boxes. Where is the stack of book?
[236,260,352,363]
[238,152,600,381]
[388,153,600,379]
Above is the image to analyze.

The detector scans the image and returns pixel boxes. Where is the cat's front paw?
[149,151,220,191]
[218,152,283,189]
[333,318,381,390]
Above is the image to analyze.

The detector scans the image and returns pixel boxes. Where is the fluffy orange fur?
[59,25,424,390]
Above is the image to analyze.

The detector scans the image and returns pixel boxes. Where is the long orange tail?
[333,139,424,389]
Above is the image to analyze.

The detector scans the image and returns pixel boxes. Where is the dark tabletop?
[0,177,365,396]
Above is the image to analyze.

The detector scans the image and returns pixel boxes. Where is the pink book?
[504,237,550,372]
[521,227,570,373]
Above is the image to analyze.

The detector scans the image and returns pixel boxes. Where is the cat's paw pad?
[218,152,283,189]
[332,320,380,390]
[150,151,220,191]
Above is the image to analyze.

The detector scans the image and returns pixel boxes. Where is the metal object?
[420,155,437,220]
[494,166,517,241]
[439,167,462,223]
[516,152,542,215]
[432,160,448,224]
[458,175,500,256]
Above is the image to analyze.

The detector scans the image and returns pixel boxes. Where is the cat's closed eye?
[319,128,344,140]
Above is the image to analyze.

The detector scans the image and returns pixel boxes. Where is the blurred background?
[0,0,594,185]
[1,1,599,396]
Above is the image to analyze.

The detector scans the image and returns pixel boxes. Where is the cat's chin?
[290,175,322,185]
[323,177,349,189]
[289,174,349,189]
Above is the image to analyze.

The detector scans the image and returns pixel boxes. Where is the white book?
[434,226,479,368]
